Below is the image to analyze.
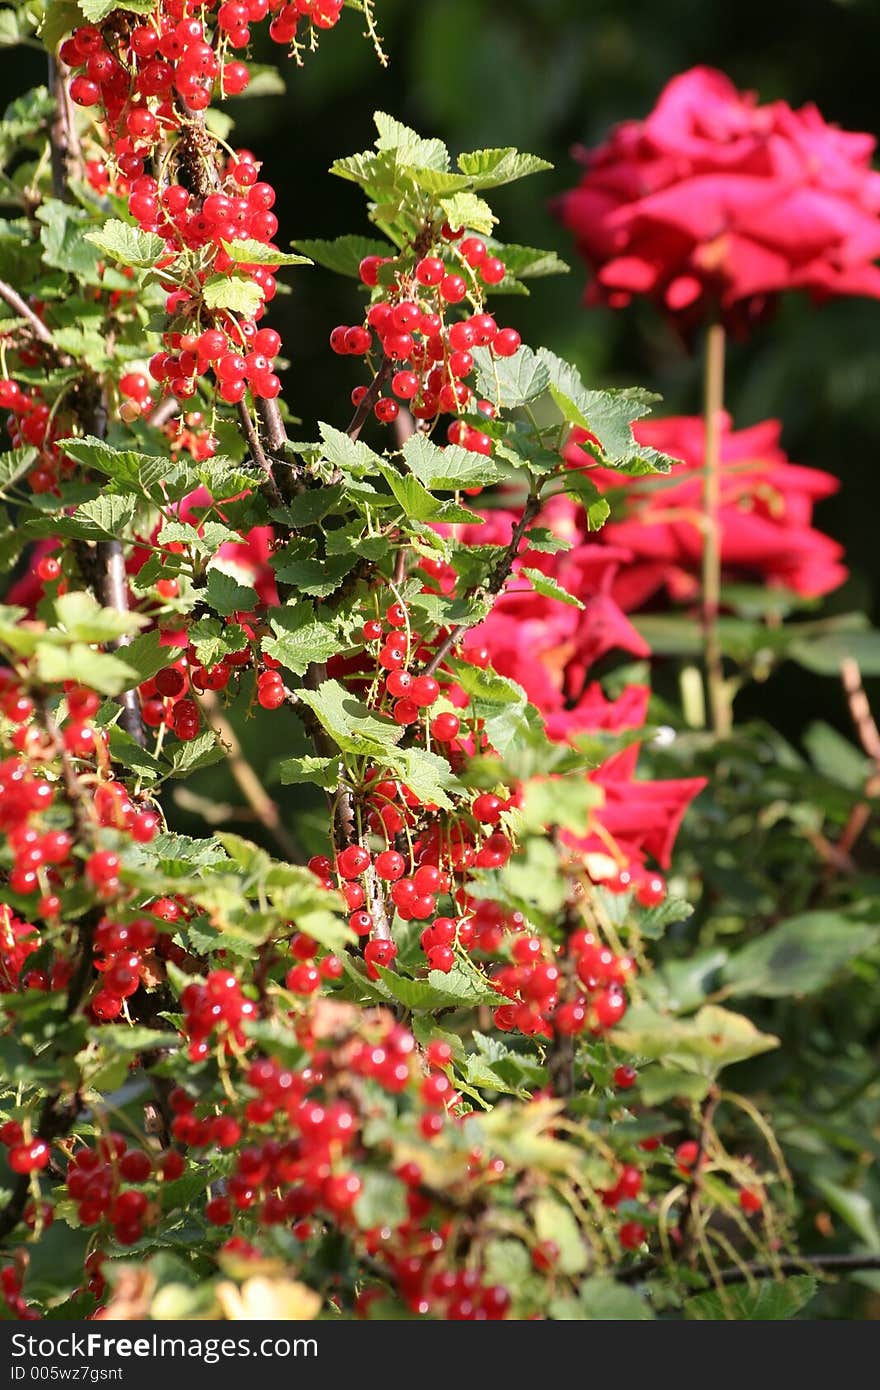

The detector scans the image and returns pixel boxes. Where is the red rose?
[564,414,846,604]
[555,66,880,329]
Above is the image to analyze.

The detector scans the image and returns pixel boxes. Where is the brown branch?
[48,56,81,202]
[237,399,283,507]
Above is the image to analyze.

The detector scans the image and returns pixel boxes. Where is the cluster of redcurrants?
[0,1262,39,1320]
[55,1132,183,1247]
[62,8,301,411]
[64,1,345,122]
[331,242,521,438]
[0,379,70,495]
[492,925,635,1040]
[90,914,159,1022]
[177,968,257,1062]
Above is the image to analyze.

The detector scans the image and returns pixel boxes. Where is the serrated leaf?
[438,191,497,236]
[457,147,553,188]
[295,679,403,756]
[402,434,506,489]
[35,643,138,696]
[520,566,583,608]
[376,963,502,1011]
[612,1004,779,1073]
[202,274,264,317]
[538,349,673,473]
[165,730,225,777]
[291,235,393,277]
[471,344,550,408]
[386,745,460,810]
[187,619,248,669]
[85,219,166,268]
[221,239,312,267]
[205,567,258,616]
[373,111,449,170]
[0,447,36,492]
[55,494,138,540]
[263,606,342,677]
[278,755,338,790]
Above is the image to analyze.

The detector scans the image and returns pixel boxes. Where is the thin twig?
[0,279,56,347]
[618,1248,880,1287]
[346,357,392,440]
[837,658,880,860]
[678,1086,720,1260]
[198,689,300,860]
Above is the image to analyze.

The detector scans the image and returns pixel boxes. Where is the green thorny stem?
[701,319,731,738]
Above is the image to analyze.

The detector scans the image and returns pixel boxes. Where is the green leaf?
[373,112,449,170]
[263,606,342,677]
[55,494,138,540]
[278,755,338,790]
[187,619,248,669]
[317,421,385,477]
[295,679,403,756]
[354,1171,408,1230]
[205,567,258,616]
[386,745,461,810]
[270,540,356,597]
[520,777,602,833]
[35,643,139,696]
[376,963,502,1011]
[220,239,312,267]
[577,1278,654,1320]
[814,1180,880,1251]
[457,148,553,187]
[471,344,550,408]
[532,1196,588,1275]
[37,201,101,279]
[53,589,145,642]
[202,274,264,317]
[438,191,496,235]
[402,434,506,489]
[538,349,673,473]
[291,235,393,277]
[520,566,583,608]
[790,628,880,676]
[85,219,166,268]
[0,447,36,493]
[165,730,225,777]
[684,1276,817,1321]
[612,1004,779,1073]
[721,913,878,998]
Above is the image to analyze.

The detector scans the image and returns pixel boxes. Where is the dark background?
[4,0,880,752]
